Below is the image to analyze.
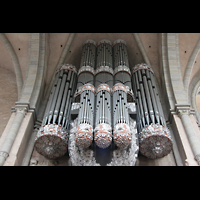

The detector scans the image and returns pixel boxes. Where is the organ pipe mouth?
[82,39,96,47]
[113,39,127,46]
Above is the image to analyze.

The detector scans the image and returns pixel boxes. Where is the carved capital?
[174,104,191,118]
[15,107,28,117]
[177,109,190,118]
[13,102,30,116]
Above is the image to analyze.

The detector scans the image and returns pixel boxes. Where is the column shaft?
[179,112,200,165]
[0,109,26,166]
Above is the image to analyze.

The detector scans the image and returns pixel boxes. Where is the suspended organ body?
[75,40,96,148]
[34,64,77,159]
[94,40,113,149]
[131,63,173,159]
[34,39,172,162]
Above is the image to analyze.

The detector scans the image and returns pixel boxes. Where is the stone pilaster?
[175,104,200,165]
[0,105,28,166]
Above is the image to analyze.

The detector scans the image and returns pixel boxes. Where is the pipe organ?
[34,39,173,163]
[131,63,173,159]
[35,64,77,159]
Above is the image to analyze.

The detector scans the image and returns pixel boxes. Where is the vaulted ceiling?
[1,33,200,136]
[1,33,200,89]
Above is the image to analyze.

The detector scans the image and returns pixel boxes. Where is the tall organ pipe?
[75,40,96,149]
[34,64,77,159]
[131,63,173,159]
[94,39,113,149]
[112,39,133,149]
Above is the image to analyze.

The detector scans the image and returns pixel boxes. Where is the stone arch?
[0,33,23,99]
[188,72,200,125]
[183,38,200,91]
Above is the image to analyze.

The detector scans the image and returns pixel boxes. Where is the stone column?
[177,105,200,165]
[0,107,27,166]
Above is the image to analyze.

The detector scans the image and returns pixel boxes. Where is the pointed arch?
[188,71,200,125]
[0,33,23,99]
[183,38,200,91]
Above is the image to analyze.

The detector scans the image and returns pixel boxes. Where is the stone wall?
[0,67,17,137]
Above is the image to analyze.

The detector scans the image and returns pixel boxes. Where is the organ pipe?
[94,39,113,149]
[131,63,173,159]
[112,39,133,149]
[75,40,96,148]
[34,64,77,159]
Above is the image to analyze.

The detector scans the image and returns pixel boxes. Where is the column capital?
[170,104,195,118]
[169,104,196,122]
[177,109,190,118]
[11,102,30,116]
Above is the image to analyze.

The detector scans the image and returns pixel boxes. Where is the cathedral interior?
[0,33,200,166]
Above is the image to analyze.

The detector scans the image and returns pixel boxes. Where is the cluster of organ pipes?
[131,63,173,159]
[34,39,173,161]
[35,64,77,159]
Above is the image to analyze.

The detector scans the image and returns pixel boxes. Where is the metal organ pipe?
[131,63,173,159]
[112,39,133,149]
[94,39,113,149]
[34,64,77,159]
[75,40,96,149]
